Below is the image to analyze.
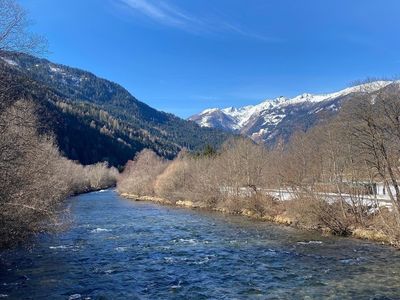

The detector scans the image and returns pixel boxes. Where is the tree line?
[118,83,400,247]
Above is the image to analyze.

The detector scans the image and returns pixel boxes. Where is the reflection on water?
[1,190,400,299]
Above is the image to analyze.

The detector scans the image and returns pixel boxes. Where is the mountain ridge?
[189,81,394,143]
[0,51,232,166]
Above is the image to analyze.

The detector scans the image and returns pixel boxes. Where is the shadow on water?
[1,190,400,299]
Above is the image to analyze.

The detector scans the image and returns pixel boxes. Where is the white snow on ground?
[261,113,286,126]
[201,108,220,114]
[199,115,213,127]
[47,64,85,86]
[264,188,393,210]
[49,65,64,73]
[1,57,18,66]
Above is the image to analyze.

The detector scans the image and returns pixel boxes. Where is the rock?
[176,200,194,208]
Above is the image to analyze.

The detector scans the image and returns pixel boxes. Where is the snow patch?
[1,57,18,66]
[49,65,64,73]
[201,108,219,114]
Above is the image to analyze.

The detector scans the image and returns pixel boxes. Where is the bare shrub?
[84,162,118,192]
[0,101,67,247]
[310,199,354,235]
[154,158,188,203]
[247,194,283,217]
[186,155,221,207]
[0,101,118,247]
[117,149,168,197]
[60,159,118,195]
[220,196,244,214]
[284,198,318,228]
[371,209,400,247]
[217,138,270,195]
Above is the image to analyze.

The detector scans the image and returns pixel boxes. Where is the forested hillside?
[0,51,232,167]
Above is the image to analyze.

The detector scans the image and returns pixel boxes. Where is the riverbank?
[119,192,393,247]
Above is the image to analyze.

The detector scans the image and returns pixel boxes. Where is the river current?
[1,190,400,299]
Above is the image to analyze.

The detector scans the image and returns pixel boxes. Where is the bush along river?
[1,189,400,299]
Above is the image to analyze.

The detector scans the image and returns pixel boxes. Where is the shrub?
[117,149,168,197]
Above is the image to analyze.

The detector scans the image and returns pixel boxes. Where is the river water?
[1,190,400,299]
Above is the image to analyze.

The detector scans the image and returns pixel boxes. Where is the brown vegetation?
[0,100,118,247]
[117,149,168,197]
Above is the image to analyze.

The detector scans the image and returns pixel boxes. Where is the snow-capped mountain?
[189,81,393,144]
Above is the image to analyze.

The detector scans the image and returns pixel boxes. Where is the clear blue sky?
[21,0,400,118]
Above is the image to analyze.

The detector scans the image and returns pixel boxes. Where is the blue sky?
[21,0,400,118]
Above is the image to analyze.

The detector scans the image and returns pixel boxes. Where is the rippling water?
[1,190,400,299]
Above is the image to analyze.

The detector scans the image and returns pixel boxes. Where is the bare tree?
[154,157,189,202]
[217,138,269,197]
[0,101,118,247]
[342,88,400,209]
[117,149,168,197]
[0,0,47,54]
[0,0,47,114]
[0,101,65,246]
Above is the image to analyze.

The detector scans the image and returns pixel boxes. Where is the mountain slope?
[189,81,393,144]
[0,51,232,166]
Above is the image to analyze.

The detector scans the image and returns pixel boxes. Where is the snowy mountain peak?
[189,81,393,143]
[201,108,220,114]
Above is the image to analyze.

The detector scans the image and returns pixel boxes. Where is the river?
[1,190,400,299]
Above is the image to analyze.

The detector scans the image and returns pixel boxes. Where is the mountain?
[189,81,393,144]
[0,51,232,167]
